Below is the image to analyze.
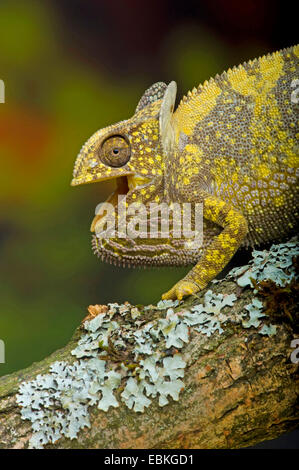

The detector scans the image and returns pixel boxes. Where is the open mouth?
[90,174,150,233]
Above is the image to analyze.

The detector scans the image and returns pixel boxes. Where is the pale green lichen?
[228,240,299,288]
[16,293,235,448]
[259,324,277,336]
[16,300,189,448]
[121,354,186,411]
[16,239,298,448]
[241,298,277,333]
[16,358,120,448]
[242,298,265,328]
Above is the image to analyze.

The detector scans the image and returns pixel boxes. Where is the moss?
[252,275,299,333]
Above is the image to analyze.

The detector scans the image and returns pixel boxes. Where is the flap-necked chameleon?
[71,45,299,300]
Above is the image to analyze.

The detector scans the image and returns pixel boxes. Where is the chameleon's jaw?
[90,175,129,232]
[90,173,151,233]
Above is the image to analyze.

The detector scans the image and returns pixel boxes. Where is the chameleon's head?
[71,81,177,192]
[71,81,182,267]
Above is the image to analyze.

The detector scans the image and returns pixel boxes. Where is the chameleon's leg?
[162,193,248,300]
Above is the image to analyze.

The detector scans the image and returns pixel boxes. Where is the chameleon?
[71,45,299,301]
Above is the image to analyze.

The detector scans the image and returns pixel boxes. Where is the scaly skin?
[72,45,299,300]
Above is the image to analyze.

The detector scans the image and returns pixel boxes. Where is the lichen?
[17,359,120,448]
[228,240,299,288]
[16,300,189,448]
[16,239,299,448]
[229,239,299,333]
[241,298,277,335]
[16,293,236,448]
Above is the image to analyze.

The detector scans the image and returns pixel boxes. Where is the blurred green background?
[0,0,296,378]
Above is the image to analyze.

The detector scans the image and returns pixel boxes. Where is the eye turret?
[100,135,131,167]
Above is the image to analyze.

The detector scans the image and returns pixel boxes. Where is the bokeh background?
[0,0,298,447]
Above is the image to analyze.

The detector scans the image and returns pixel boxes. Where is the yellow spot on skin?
[185,144,199,154]
[232,172,239,183]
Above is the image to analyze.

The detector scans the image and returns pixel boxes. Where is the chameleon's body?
[72,45,299,300]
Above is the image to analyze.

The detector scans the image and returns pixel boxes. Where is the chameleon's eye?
[100,135,131,167]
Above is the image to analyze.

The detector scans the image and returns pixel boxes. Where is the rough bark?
[0,264,298,449]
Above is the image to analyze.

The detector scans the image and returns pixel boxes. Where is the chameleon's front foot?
[162,279,201,301]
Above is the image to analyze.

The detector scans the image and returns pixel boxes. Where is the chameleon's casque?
[72,46,299,300]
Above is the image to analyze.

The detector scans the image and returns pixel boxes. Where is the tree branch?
[0,239,298,449]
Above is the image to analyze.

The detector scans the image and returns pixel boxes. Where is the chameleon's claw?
[162,280,200,300]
